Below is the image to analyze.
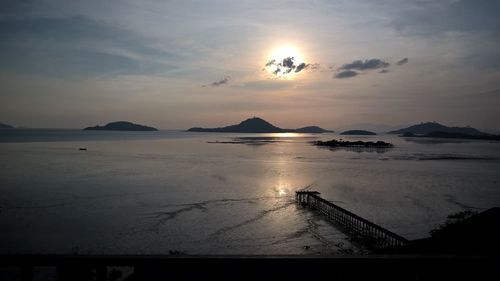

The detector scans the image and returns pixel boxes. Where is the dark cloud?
[264,59,275,67]
[335,70,358,79]
[339,59,390,71]
[295,62,309,73]
[396,58,408,66]
[281,57,295,68]
[378,69,389,74]
[210,76,231,86]
[264,57,310,76]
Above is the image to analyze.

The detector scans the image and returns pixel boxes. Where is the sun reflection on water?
[268,132,302,138]
[273,185,291,198]
[278,188,288,196]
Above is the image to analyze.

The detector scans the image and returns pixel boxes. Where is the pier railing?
[296,191,409,249]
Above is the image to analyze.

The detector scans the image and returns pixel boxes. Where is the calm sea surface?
[1,129,499,254]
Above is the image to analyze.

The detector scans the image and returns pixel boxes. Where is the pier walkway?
[296,191,409,250]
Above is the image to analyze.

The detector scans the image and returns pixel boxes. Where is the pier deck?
[296,191,409,250]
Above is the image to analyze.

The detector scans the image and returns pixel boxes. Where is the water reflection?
[273,185,291,197]
[208,136,318,146]
[267,132,302,138]
[403,137,468,144]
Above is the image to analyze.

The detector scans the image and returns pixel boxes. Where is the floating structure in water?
[313,139,393,148]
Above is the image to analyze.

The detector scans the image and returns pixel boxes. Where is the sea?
[0,129,499,255]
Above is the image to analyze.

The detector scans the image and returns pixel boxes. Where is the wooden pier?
[296,191,409,250]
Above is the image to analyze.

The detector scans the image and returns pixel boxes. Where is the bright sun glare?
[265,45,306,79]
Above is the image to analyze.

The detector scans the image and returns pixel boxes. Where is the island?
[402,131,500,141]
[187,117,333,133]
[313,139,393,148]
[388,122,486,135]
[340,130,377,135]
[84,121,158,131]
[0,123,14,129]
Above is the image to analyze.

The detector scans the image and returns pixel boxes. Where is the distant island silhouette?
[187,117,333,133]
[340,130,377,135]
[84,121,158,131]
[388,122,486,135]
[0,123,14,129]
[402,131,500,141]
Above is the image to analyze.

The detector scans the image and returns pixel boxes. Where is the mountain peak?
[388,122,485,135]
[188,117,332,133]
[240,117,268,124]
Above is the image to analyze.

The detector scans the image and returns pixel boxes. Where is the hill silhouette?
[0,123,14,129]
[340,130,376,135]
[84,121,158,131]
[403,131,500,141]
[388,122,486,135]
[188,117,332,133]
[295,126,333,133]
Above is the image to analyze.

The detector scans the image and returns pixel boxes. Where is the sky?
[1,0,499,130]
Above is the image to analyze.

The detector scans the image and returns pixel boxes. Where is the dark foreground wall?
[1,255,499,281]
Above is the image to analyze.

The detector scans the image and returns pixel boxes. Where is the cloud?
[391,1,500,70]
[333,58,391,79]
[264,59,275,67]
[308,63,321,71]
[392,0,500,37]
[281,57,294,68]
[264,57,310,76]
[335,70,358,79]
[0,15,179,78]
[396,58,409,66]
[295,62,309,73]
[338,59,390,71]
[477,89,500,98]
[208,76,231,87]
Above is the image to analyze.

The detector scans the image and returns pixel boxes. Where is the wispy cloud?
[477,89,500,98]
[338,59,390,71]
[396,58,409,65]
[0,15,179,78]
[203,76,231,87]
[333,58,390,79]
[335,70,358,79]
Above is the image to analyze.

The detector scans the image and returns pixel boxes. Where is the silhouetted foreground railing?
[2,255,499,281]
[296,191,409,249]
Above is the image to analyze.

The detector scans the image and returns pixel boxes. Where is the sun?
[271,45,304,65]
[264,45,308,79]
